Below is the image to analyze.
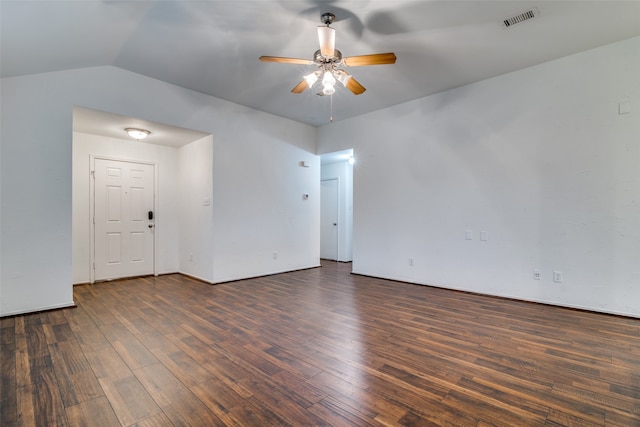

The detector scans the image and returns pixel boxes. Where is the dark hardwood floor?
[1,261,639,426]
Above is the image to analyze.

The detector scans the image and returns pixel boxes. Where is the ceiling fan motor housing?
[314,49,342,64]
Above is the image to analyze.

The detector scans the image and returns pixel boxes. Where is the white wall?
[72,131,181,284]
[321,161,353,262]
[178,136,214,282]
[1,66,318,316]
[211,132,320,282]
[318,36,640,317]
[2,73,75,315]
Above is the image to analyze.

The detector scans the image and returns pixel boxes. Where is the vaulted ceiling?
[3,1,640,127]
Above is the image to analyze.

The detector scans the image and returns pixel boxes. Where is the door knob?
[333,223,337,226]
[148,224,154,228]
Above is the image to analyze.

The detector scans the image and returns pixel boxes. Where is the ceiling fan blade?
[259,56,314,65]
[342,52,397,66]
[345,76,366,95]
[335,70,366,95]
[317,26,335,57]
[291,79,309,94]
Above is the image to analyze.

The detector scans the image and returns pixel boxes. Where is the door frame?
[320,177,340,261]
[89,155,159,283]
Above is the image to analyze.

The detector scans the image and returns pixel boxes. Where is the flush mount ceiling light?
[125,128,150,140]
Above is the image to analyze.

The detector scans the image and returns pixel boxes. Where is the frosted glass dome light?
[125,128,150,140]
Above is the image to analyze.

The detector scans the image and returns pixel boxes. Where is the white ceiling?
[3,1,640,130]
[73,107,210,147]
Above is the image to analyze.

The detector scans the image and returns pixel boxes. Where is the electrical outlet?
[189,253,193,262]
[273,251,278,260]
[553,271,563,283]
[409,258,414,267]
[533,269,541,280]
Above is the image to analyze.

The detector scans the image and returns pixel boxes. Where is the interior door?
[94,158,155,281]
[320,178,339,260]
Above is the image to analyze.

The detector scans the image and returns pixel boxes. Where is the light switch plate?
[619,101,631,115]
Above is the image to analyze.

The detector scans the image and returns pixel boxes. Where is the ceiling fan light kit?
[259,11,396,106]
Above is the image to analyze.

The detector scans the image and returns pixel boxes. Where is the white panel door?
[94,159,154,281]
[320,179,339,260]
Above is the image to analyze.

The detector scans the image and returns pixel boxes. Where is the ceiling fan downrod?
[321,12,335,26]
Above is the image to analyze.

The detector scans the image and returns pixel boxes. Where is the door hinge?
[92,262,95,270]
[90,170,95,178]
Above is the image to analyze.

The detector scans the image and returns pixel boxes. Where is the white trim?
[350,270,640,320]
[89,156,95,284]
[178,271,213,284]
[0,302,76,318]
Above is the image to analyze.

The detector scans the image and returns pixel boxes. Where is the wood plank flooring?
[1,261,640,426]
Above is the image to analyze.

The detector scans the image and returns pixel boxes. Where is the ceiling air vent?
[502,8,539,28]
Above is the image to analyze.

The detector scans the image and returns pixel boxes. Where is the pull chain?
[330,94,333,123]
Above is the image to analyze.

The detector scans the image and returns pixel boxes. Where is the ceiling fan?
[259,12,396,96]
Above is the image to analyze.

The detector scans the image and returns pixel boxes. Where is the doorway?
[72,107,212,285]
[320,149,354,262]
[320,178,339,260]
[92,157,156,282]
